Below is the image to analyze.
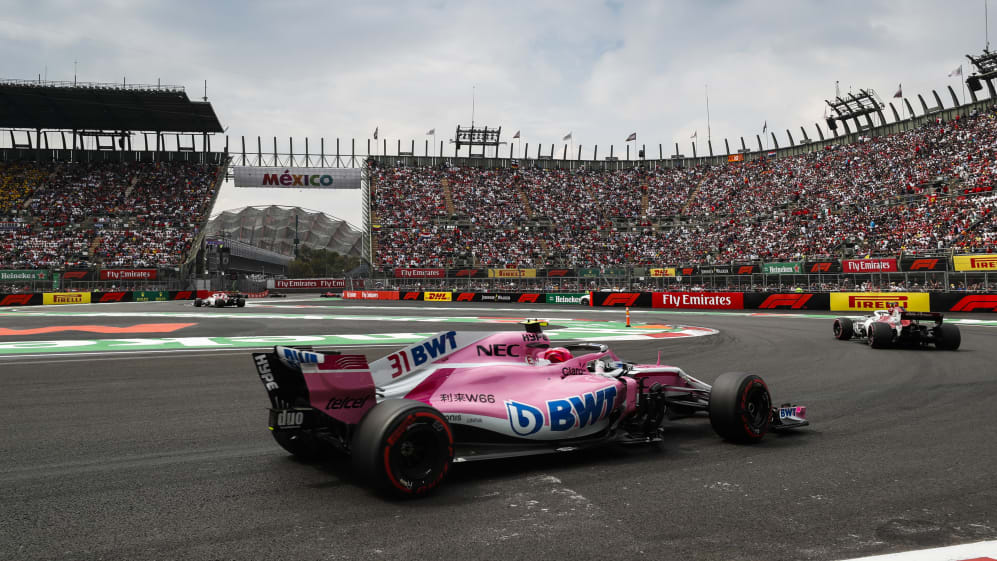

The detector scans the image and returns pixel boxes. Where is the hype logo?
[505,401,544,436]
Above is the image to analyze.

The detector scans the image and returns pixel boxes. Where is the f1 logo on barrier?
[602,293,640,307]
[0,294,33,306]
[403,292,421,300]
[950,295,997,312]
[97,292,127,303]
[737,266,754,275]
[909,259,940,270]
[810,263,831,273]
[759,294,812,309]
[456,293,475,302]
[517,293,540,303]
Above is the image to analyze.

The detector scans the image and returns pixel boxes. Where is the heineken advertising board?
[0,270,49,281]
[762,262,803,275]
[545,293,586,304]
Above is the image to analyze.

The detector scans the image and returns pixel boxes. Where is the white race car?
[194,292,247,308]
[832,306,960,350]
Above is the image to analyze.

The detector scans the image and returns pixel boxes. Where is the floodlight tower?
[824,89,886,136]
[453,125,502,158]
[965,49,997,101]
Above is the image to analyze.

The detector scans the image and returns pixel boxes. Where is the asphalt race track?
[1,298,995,561]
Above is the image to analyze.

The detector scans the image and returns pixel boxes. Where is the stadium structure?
[1,54,997,293]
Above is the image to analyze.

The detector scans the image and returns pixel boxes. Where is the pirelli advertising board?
[953,254,997,271]
[43,292,92,305]
[829,292,930,312]
[487,269,537,278]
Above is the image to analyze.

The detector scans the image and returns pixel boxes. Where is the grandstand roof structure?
[0,80,223,133]
[206,205,363,258]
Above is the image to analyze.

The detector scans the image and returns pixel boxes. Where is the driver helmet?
[543,347,572,363]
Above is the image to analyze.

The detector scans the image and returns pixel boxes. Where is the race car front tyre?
[708,372,771,444]
[833,318,853,340]
[272,430,329,462]
[194,298,202,307]
[351,399,454,498]
[214,299,224,308]
[934,323,961,350]
[236,298,246,307]
[868,322,892,348]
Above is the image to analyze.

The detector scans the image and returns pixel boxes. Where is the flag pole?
[705,84,712,144]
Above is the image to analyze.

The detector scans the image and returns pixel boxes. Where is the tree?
[287,248,362,278]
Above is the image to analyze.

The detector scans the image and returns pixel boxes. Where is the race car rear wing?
[900,311,943,323]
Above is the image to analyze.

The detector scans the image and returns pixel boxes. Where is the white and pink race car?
[194,292,246,308]
[832,306,960,349]
[252,320,808,497]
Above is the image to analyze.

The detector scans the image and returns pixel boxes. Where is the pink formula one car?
[253,320,808,497]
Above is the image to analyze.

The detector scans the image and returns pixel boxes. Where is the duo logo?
[759,294,812,309]
[506,386,618,436]
[950,295,997,312]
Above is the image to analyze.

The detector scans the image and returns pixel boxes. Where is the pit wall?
[1,290,994,313]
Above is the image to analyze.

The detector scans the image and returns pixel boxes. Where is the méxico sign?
[762,262,803,274]
[0,270,49,281]
[232,167,361,189]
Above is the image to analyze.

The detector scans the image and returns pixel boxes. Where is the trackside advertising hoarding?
[42,292,92,305]
[761,262,803,275]
[653,292,744,309]
[649,268,676,277]
[274,278,356,289]
[487,269,537,278]
[0,269,49,281]
[342,291,400,300]
[829,292,930,312]
[100,269,157,281]
[233,167,361,189]
[842,259,899,273]
[394,268,445,278]
[546,293,585,304]
[953,254,997,271]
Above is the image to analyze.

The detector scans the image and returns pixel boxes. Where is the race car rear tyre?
[833,318,853,340]
[194,298,202,307]
[214,299,224,308]
[709,372,771,444]
[868,322,892,348]
[351,399,454,498]
[272,430,330,462]
[935,323,961,350]
[236,298,246,307]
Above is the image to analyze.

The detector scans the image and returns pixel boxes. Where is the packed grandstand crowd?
[373,109,997,269]
[0,161,222,270]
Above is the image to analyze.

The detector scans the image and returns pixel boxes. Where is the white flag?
[948,65,963,78]
[426,128,435,135]
[690,131,697,139]
[563,132,572,141]
[373,126,379,140]
[626,132,637,142]
[893,84,902,98]
[513,130,520,139]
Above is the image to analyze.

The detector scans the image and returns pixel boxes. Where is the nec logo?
[909,259,939,270]
[810,263,832,273]
[950,295,997,312]
[403,292,421,300]
[517,293,540,303]
[847,296,908,309]
[456,292,475,302]
[737,266,754,275]
[759,294,812,309]
[970,257,997,269]
[602,293,639,307]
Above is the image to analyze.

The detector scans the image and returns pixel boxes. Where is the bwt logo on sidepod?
[847,295,908,309]
[505,386,618,436]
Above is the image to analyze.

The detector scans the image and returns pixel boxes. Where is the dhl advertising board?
[829,292,930,312]
[953,254,997,271]
[649,268,676,278]
[43,292,92,305]
[422,291,453,302]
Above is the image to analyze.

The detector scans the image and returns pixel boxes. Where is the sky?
[1,0,988,227]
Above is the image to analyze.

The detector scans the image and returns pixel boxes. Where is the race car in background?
[252,320,808,497]
[194,292,247,308]
[832,306,960,349]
